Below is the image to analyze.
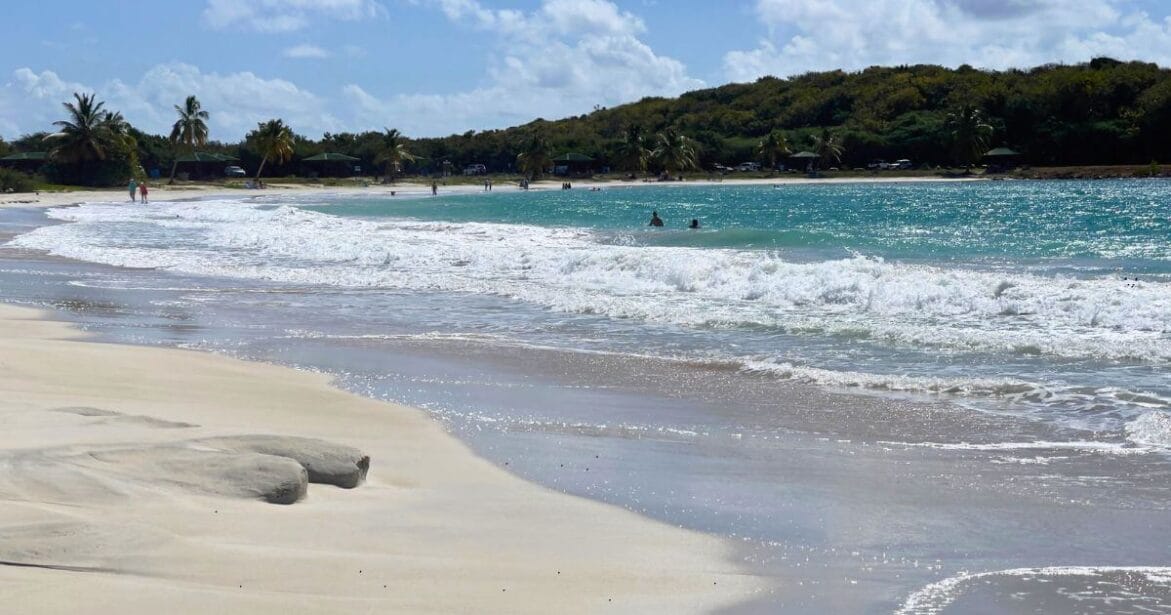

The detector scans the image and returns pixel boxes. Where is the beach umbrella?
[789,151,819,159]
[983,147,1021,158]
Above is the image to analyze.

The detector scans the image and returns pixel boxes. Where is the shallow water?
[2,179,1170,612]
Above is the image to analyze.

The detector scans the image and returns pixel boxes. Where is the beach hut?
[0,151,48,173]
[983,147,1022,172]
[173,152,240,179]
[552,152,594,177]
[302,152,361,178]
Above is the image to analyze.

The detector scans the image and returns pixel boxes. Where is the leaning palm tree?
[615,124,649,175]
[516,132,552,180]
[167,95,209,184]
[248,119,294,181]
[757,130,790,170]
[374,128,415,183]
[811,129,844,170]
[652,127,697,176]
[945,104,993,168]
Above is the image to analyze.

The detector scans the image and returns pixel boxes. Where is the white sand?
[0,304,767,613]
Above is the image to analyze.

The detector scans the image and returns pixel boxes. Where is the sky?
[4,0,1171,142]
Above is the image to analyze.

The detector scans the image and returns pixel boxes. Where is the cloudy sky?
[3,0,1171,141]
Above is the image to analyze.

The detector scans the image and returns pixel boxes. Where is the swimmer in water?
[649,211,664,227]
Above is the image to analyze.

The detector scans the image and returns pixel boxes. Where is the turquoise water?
[308,181,1171,269]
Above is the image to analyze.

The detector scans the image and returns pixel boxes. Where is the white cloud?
[0,64,342,141]
[723,0,1171,82]
[283,44,331,59]
[338,0,702,136]
[202,0,384,33]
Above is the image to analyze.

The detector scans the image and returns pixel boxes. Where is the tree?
[44,92,136,185]
[945,104,993,167]
[516,132,552,180]
[811,128,844,169]
[652,127,697,175]
[615,124,649,175]
[167,95,209,184]
[248,119,294,180]
[374,128,415,183]
[757,130,790,169]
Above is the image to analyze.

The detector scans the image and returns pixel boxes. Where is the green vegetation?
[0,167,36,192]
[168,95,210,184]
[5,58,1171,186]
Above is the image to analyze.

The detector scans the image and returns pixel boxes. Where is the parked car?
[735,162,762,172]
[867,160,887,170]
[463,163,487,175]
[894,159,913,169]
[224,165,247,177]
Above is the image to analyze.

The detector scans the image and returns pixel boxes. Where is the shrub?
[0,167,36,193]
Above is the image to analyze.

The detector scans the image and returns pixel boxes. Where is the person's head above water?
[689,219,699,228]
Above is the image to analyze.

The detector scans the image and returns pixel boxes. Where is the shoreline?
[0,302,767,613]
[0,174,984,209]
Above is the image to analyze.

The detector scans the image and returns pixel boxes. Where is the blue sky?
[4,0,1171,141]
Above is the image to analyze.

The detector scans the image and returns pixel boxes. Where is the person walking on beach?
[649,211,664,227]
[431,181,438,196]
[139,182,149,204]
[127,178,137,203]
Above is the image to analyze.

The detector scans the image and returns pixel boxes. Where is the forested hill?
[408,58,1171,171]
[8,58,1171,186]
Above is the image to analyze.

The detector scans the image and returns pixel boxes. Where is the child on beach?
[139,182,148,204]
[127,178,137,203]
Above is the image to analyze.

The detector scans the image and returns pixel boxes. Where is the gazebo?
[552,152,594,177]
[983,147,1022,171]
[789,150,820,172]
[302,152,361,177]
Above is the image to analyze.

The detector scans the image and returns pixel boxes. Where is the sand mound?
[197,435,370,488]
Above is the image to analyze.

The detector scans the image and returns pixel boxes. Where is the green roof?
[789,150,819,158]
[302,152,360,162]
[0,151,47,161]
[984,147,1022,157]
[553,152,594,162]
[175,152,238,163]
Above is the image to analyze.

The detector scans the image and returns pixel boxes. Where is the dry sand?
[0,304,767,613]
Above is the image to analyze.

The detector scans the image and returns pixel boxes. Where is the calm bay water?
[4,179,1171,613]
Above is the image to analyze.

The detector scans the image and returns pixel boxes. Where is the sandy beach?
[0,303,766,613]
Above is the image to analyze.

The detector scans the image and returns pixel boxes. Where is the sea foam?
[11,199,1171,363]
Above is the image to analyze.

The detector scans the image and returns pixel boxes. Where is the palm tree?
[374,128,415,183]
[945,104,993,168]
[652,127,697,176]
[615,124,649,175]
[45,92,115,165]
[167,95,209,184]
[811,129,844,170]
[248,119,294,181]
[757,130,790,170]
[516,132,552,180]
[44,92,132,184]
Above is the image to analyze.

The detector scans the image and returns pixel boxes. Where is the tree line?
[4,57,1171,186]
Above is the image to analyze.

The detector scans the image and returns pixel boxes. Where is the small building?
[552,152,594,177]
[983,147,1022,172]
[0,151,48,173]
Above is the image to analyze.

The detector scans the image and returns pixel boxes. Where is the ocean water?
[4,179,1171,612]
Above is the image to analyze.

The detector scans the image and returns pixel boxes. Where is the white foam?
[740,360,1044,398]
[880,439,1151,455]
[1126,411,1171,448]
[898,565,1171,614]
[10,199,1171,362]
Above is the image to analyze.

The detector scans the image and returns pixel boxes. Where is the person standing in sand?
[127,178,137,203]
[431,181,438,196]
[139,182,149,204]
